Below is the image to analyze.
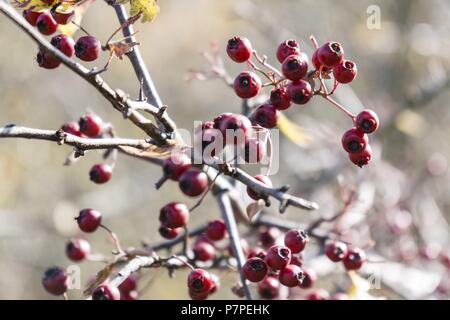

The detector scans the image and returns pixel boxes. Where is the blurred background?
[1,0,450,299]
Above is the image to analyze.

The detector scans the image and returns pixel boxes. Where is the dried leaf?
[246,200,264,222]
[120,140,188,159]
[130,0,160,23]
[83,263,114,296]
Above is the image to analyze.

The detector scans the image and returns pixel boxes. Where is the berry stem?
[182,226,189,256]
[169,255,195,271]
[310,35,319,50]
[189,171,221,212]
[323,95,356,121]
[247,59,275,83]
[252,50,283,79]
[100,224,125,256]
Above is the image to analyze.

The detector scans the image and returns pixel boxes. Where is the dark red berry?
[281,54,308,81]
[343,247,366,270]
[349,145,372,168]
[270,87,291,110]
[189,289,209,300]
[92,284,121,300]
[51,10,75,25]
[79,113,103,137]
[325,240,348,262]
[179,169,209,197]
[121,290,138,300]
[159,202,189,229]
[218,113,253,144]
[279,264,304,287]
[76,208,102,233]
[333,60,357,84]
[247,247,267,260]
[259,227,281,248]
[266,245,291,270]
[162,153,191,181]
[258,276,280,299]
[284,229,309,254]
[243,138,265,163]
[287,80,313,105]
[243,257,268,282]
[118,275,137,294]
[298,267,316,289]
[312,49,331,72]
[246,175,272,200]
[37,50,60,69]
[250,104,280,129]
[61,121,82,137]
[308,289,330,300]
[355,109,379,134]
[50,34,75,57]
[23,10,43,26]
[66,238,90,261]
[276,39,301,63]
[187,269,214,293]
[158,226,181,239]
[193,241,216,262]
[341,128,369,154]
[75,36,101,62]
[317,41,345,68]
[233,71,262,99]
[226,36,252,63]
[42,267,69,295]
[206,219,227,241]
[213,113,234,129]
[290,255,304,267]
[89,163,112,184]
[36,11,58,36]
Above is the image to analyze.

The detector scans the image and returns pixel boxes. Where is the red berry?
[118,275,137,294]
[89,163,112,184]
[258,276,280,299]
[213,113,234,129]
[209,273,220,294]
[440,252,450,269]
[92,284,121,300]
[121,290,138,300]
[279,264,304,287]
[23,10,43,26]
[325,240,348,262]
[243,138,265,163]
[75,36,101,62]
[61,121,82,137]
[66,238,91,261]
[189,289,209,300]
[51,34,75,57]
[343,247,366,270]
[355,109,379,134]
[298,267,316,289]
[36,11,58,36]
[290,254,304,267]
[162,153,192,181]
[312,49,331,72]
[79,113,103,137]
[287,80,313,105]
[341,128,369,154]
[233,71,262,99]
[333,60,357,84]
[187,269,214,293]
[246,175,272,200]
[308,289,330,300]
[276,39,301,63]
[158,226,181,239]
[76,208,102,233]
[51,10,75,25]
[349,144,372,168]
[266,245,291,270]
[226,36,252,63]
[206,219,227,241]
[179,169,209,197]
[317,41,345,68]
[259,227,281,248]
[250,104,280,129]
[284,229,309,254]
[281,54,308,81]
[218,113,253,145]
[193,241,216,262]
[42,267,69,295]
[247,247,267,260]
[159,202,189,229]
[270,87,292,110]
[243,257,268,282]
[37,50,60,69]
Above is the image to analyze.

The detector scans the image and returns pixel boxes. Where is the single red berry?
[258,276,280,299]
[118,275,137,294]
[42,267,69,295]
[243,257,268,282]
[325,240,348,262]
[75,36,101,62]
[78,113,103,137]
[158,225,181,239]
[270,87,292,110]
[246,175,272,200]
[23,10,44,26]
[266,245,292,270]
[312,49,331,72]
[209,273,220,294]
[206,219,227,241]
[159,202,189,229]
[89,163,112,184]
[349,144,372,168]
[276,39,301,63]
[250,104,280,129]
[341,128,369,154]
[61,121,82,137]
[259,227,281,248]
[187,269,214,293]
[308,289,330,300]
[218,113,253,144]
[37,50,60,69]
[287,80,313,105]
[243,138,265,163]
[355,109,379,134]
[195,233,215,246]
[290,255,304,267]
[284,229,309,254]
[233,71,262,99]
[213,113,234,129]
[193,241,216,262]
[50,34,75,57]
[189,289,209,300]
[92,284,121,300]
[51,10,75,25]
[76,208,102,233]
[162,153,192,181]
[247,247,267,260]
[279,264,304,287]
[317,41,345,68]
[65,238,91,261]
[281,54,308,82]
[440,252,450,269]
[121,290,138,300]
[226,36,252,63]
[298,267,316,289]
[36,11,58,36]
[333,60,357,84]
[343,247,366,270]
[179,169,209,197]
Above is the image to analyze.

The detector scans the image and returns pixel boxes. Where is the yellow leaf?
[130,0,160,23]
[57,0,94,37]
[277,113,311,147]
[12,0,57,10]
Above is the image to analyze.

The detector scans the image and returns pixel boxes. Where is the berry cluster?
[325,240,366,270]
[226,36,380,167]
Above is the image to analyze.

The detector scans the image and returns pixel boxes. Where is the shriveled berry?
[218,113,253,145]
[61,121,82,137]
[341,128,369,154]
[162,153,192,181]
[317,41,344,68]
[89,163,113,184]
[92,284,120,300]
[355,109,379,134]
[36,11,58,36]
[276,39,301,63]
[266,245,291,270]
[66,238,91,261]
[42,267,69,295]
[76,208,102,233]
[75,36,101,62]
[325,240,348,262]
[333,60,357,84]
[159,202,189,229]
[158,226,181,239]
[270,87,291,110]
[193,241,216,262]
[343,247,366,270]
[233,71,262,99]
[243,138,265,163]
[23,10,43,26]
[298,267,316,289]
[226,36,252,63]
[179,169,209,197]
[246,175,272,200]
[51,10,75,25]
[349,145,372,168]
[51,34,75,57]
[243,257,268,282]
[281,54,308,81]
[206,219,227,241]
[284,229,309,253]
[37,50,60,69]
[258,276,280,299]
[187,269,214,293]
[79,113,103,137]
[250,104,280,129]
[279,264,304,287]
[287,80,313,105]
